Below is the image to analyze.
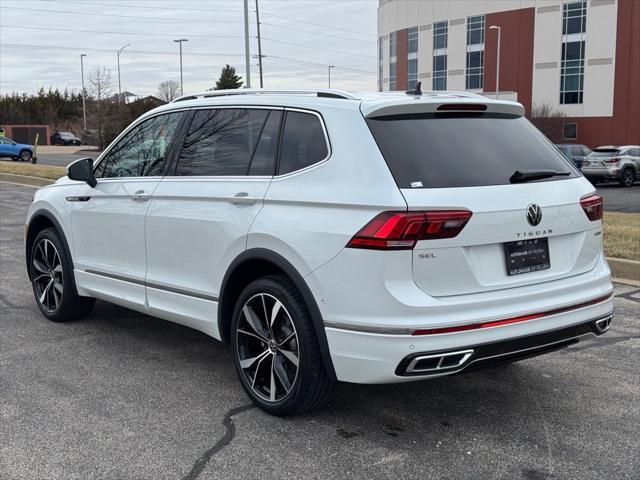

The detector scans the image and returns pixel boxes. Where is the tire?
[19,149,32,162]
[29,228,95,322]
[230,275,334,416]
[619,168,635,187]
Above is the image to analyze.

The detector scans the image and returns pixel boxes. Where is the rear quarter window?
[366,113,578,188]
[277,111,328,175]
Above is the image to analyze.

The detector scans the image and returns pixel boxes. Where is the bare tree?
[157,80,180,103]
[528,103,568,143]
[88,67,114,101]
[88,67,115,148]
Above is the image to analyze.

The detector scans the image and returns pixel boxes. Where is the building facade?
[378,0,639,147]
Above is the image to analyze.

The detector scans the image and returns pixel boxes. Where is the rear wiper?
[510,169,571,183]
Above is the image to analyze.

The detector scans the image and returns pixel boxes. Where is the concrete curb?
[0,173,54,187]
[608,258,640,283]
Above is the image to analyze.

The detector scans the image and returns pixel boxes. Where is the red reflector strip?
[412,293,613,336]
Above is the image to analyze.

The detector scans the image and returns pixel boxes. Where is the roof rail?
[171,88,359,103]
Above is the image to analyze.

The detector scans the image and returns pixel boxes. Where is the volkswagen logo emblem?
[526,204,542,226]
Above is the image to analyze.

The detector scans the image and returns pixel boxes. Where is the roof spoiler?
[362,98,525,118]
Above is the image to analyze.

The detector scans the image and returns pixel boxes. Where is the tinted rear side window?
[176,108,270,176]
[278,111,328,175]
[366,113,578,188]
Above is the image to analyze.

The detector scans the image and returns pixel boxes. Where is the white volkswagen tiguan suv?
[25,88,614,415]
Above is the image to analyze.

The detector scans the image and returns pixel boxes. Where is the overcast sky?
[0,0,378,97]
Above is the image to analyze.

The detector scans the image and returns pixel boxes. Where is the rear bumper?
[395,313,612,377]
[582,166,620,178]
[325,294,613,384]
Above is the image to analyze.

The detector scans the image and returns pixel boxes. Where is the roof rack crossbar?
[171,88,359,103]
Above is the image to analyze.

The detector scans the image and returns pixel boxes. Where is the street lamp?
[489,25,501,100]
[117,43,130,103]
[80,54,87,132]
[328,65,335,89]
[173,38,188,95]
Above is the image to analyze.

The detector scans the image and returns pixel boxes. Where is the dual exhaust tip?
[594,315,613,333]
[405,349,474,375]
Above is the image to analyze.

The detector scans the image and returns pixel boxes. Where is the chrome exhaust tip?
[594,315,613,333]
[405,349,474,375]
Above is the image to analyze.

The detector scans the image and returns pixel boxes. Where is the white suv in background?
[581,145,640,187]
[25,88,614,415]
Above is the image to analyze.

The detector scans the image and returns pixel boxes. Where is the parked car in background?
[51,131,82,146]
[582,145,640,187]
[556,143,592,169]
[0,137,36,162]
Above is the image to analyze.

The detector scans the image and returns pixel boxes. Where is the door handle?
[231,192,256,205]
[132,190,150,202]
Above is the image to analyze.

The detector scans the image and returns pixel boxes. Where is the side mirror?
[67,157,96,188]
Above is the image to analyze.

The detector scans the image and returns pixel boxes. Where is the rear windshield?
[589,150,619,158]
[366,113,578,188]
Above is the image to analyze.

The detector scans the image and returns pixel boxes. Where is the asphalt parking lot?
[1,181,639,480]
[596,183,640,213]
[34,146,101,168]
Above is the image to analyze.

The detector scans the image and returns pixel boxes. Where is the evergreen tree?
[214,65,243,90]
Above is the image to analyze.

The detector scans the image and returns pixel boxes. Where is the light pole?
[489,25,501,100]
[80,54,87,132]
[117,43,130,103]
[255,0,263,88]
[243,0,251,88]
[328,65,335,88]
[173,39,188,95]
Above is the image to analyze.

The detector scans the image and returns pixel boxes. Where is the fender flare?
[218,248,337,380]
[25,209,79,295]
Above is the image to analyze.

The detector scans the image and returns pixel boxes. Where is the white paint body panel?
[144,176,272,339]
[71,178,161,308]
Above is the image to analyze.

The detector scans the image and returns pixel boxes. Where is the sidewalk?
[37,145,101,155]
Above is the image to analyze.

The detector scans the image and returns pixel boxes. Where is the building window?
[408,59,418,90]
[466,51,484,89]
[466,15,485,46]
[560,41,585,104]
[560,2,586,104]
[466,15,485,90]
[433,55,447,90]
[433,21,448,91]
[389,31,397,90]
[563,1,587,35]
[378,37,383,91]
[408,26,418,54]
[563,123,578,140]
[433,21,448,50]
[407,26,419,89]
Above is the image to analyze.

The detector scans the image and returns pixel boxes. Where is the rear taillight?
[580,194,603,221]
[604,157,621,164]
[346,210,472,250]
